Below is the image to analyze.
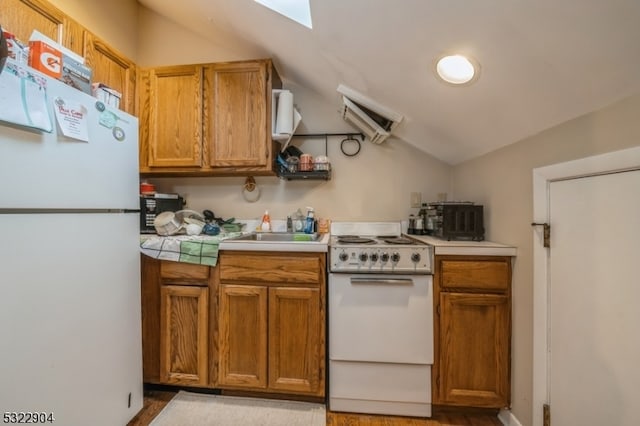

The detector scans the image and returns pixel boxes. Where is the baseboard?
[498,409,524,426]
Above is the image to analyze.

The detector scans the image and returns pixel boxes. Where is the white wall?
[452,93,640,426]
[48,0,138,59]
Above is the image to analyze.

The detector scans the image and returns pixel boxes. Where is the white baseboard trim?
[498,409,524,426]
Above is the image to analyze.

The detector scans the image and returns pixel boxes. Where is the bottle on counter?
[260,210,271,232]
[304,207,315,234]
[286,215,293,232]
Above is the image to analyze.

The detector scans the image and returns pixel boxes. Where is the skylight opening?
[254,0,312,29]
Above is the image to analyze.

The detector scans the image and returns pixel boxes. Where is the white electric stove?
[328,222,434,418]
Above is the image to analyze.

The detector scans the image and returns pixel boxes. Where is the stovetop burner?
[335,235,417,245]
[337,236,377,244]
[381,236,415,245]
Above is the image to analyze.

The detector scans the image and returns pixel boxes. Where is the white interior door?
[546,169,640,426]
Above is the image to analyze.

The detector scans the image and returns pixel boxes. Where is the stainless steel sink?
[231,232,322,242]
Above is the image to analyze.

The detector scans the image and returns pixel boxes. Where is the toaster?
[429,202,484,241]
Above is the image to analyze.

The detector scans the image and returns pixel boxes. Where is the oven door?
[329,273,433,364]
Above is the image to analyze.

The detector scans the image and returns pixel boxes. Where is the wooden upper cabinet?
[140,65,204,169]
[0,0,63,45]
[139,59,281,176]
[61,16,84,55]
[1,0,85,58]
[2,0,136,114]
[207,60,270,169]
[83,32,137,115]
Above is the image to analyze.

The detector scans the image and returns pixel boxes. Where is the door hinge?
[543,403,551,426]
[531,222,551,248]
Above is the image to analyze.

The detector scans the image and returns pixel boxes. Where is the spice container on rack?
[313,155,330,171]
[286,156,299,173]
[299,154,314,171]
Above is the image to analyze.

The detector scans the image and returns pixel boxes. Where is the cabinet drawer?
[220,253,321,285]
[439,259,510,292]
[160,260,210,284]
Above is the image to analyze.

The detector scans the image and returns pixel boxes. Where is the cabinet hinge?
[543,403,551,426]
[436,304,441,315]
[531,222,551,248]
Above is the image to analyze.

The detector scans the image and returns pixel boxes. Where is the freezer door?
[0,213,143,426]
[0,76,139,210]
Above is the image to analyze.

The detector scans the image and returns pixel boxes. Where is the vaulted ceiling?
[138,0,640,164]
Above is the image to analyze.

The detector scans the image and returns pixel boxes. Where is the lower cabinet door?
[160,285,209,386]
[218,284,268,389]
[438,292,510,407]
[268,287,322,395]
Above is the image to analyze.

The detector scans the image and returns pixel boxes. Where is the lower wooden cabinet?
[268,286,321,394]
[433,255,512,409]
[160,284,209,386]
[218,284,268,388]
[141,251,326,399]
[217,251,326,397]
[141,256,213,387]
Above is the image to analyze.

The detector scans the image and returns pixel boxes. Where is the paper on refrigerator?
[53,96,89,142]
[0,59,52,132]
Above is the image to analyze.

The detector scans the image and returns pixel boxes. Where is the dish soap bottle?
[304,207,315,234]
[260,210,271,232]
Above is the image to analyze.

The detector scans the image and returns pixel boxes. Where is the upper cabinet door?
[83,32,137,115]
[61,16,84,56]
[0,0,63,44]
[207,60,270,169]
[0,0,82,55]
[142,65,204,168]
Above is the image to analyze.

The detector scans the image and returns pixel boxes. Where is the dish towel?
[140,233,241,266]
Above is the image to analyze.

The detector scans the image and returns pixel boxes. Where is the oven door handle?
[350,278,414,286]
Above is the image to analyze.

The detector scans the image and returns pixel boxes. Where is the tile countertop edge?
[408,235,518,257]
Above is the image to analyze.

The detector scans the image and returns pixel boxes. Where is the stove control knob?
[359,252,368,262]
[370,253,379,263]
[338,251,348,262]
[391,252,400,263]
[381,252,390,263]
[411,252,421,263]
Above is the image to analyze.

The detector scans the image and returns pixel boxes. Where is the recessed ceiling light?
[435,54,479,85]
[254,0,312,29]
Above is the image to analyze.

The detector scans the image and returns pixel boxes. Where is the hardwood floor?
[128,389,502,426]
[127,390,175,426]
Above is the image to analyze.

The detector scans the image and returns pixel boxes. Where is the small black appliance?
[140,194,184,234]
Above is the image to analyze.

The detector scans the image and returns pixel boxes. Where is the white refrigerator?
[0,61,143,425]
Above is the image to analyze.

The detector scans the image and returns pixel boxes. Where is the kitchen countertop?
[408,234,517,256]
[140,231,329,263]
[218,232,329,253]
